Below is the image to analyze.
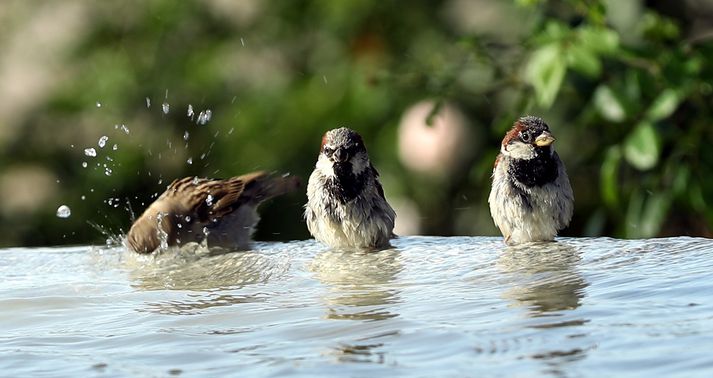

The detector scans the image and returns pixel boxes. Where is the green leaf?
[646,89,681,122]
[578,27,619,54]
[600,147,622,207]
[623,122,660,170]
[593,85,626,122]
[640,193,672,237]
[567,45,601,77]
[525,43,566,108]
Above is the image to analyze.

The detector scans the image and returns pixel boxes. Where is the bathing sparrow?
[488,116,574,245]
[127,171,300,253]
[305,127,396,249]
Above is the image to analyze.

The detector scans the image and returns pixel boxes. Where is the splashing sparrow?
[305,127,396,249]
[488,116,574,245]
[127,171,300,253]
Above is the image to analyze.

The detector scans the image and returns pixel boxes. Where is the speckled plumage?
[305,127,396,249]
[126,171,299,253]
[488,116,574,245]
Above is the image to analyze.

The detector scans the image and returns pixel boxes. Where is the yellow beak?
[535,132,555,147]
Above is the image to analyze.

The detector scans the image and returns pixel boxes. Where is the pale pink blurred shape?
[397,100,473,177]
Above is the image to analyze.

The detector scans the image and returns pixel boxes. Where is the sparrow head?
[316,127,370,177]
[500,116,556,160]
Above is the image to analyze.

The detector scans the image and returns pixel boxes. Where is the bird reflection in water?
[126,242,290,315]
[309,248,403,322]
[497,241,592,374]
[498,241,587,316]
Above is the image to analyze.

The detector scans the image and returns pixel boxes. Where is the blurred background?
[1,0,712,247]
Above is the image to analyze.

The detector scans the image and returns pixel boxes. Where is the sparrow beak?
[534,131,555,147]
[333,148,349,162]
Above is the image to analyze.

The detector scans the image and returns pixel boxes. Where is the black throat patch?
[509,147,559,188]
[326,162,367,204]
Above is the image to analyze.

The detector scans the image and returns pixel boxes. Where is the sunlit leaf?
[600,147,621,207]
[624,122,660,170]
[525,43,566,108]
[593,85,626,122]
[567,45,601,77]
[646,88,680,122]
[578,27,619,54]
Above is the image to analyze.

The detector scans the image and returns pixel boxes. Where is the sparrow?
[126,171,300,253]
[488,116,574,245]
[305,127,396,249]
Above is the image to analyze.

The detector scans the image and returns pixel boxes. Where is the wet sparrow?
[488,116,574,245]
[305,127,396,249]
[127,171,300,253]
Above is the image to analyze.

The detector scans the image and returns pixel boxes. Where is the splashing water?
[197,110,212,125]
[98,136,109,148]
[56,205,71,218]
[84,148,97,157]
[114,124,130,134]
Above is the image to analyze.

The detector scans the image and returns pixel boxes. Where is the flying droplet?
[146,97,151,108]
[162,102,170,114]
[105,167,113,176]
[112,144,118,151]
[96,102,102,108]
[187,104,194,118]
[56,205,71,218]
[206,194,214,206]
[186,157,193,165]
[183,131,189,141]
[84,148,97,157]
[81,162,88,168]
[98,136,108,148]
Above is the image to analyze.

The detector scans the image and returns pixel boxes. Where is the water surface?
[1,237,712,377]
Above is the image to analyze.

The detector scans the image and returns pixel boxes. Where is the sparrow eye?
[323,147,334,157]
[520,132,532,143]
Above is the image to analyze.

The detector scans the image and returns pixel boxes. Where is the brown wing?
[127,171,300,253]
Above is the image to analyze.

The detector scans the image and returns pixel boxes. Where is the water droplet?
[240,37,245,47]
[84,148,97,157]
[82,162,87,168]
[98,135,108,148]
[323,75,328,84]
[187,104,194,118]
[177,223,182,229]
[146,97,151,108]
[184,216,191,222]
[192,177,199,185]
[112,144,118,151]
[96,102,102,108]
[228,127,234,134]
[197,109,212,125]
[183,131,189,141]
[162,102,170,114]
[186,157,193,165]
[105,167,113,176]
[120,124,130,134]
[56,205,71,218]
[206,194,214,206]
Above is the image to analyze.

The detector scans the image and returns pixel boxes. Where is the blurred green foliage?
[0,0,712,247]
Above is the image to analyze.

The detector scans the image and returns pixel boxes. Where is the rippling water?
[2,237,713,377]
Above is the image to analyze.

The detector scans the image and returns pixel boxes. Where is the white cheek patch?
[315,155,335,177]
[502,141,536,160]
